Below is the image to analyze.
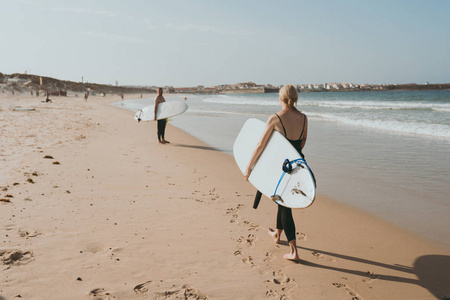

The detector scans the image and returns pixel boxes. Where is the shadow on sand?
[297,246,450,299]
[171,143,221,152]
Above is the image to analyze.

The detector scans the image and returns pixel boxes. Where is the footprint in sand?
[89,288,115,299]
[265,289,289,300]
[267,270,296,292]
[297,232,307,240]
[191,190,206,203]
[193,175,207,184]
[226,204,245,223]
[241,255,257,268]
[243,220,261,231]
[154,284,208,300]
[237,234,257,247]
[227,204,245,212]
[246,234,257,246]
[363,271,379,283]
[234,245,257,268]
[332,282,361,300]
[134,280,153,295]
[263,252,275,263]
[311,251,337,262]
[18,229,42,238]
[0,249,34,266]
[208,189,222,202]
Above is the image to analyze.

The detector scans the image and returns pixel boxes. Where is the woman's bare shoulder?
[300,111,308,120]
[267,114,280,125]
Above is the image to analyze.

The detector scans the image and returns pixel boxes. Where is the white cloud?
[83,31,147,44]
[165,23,256,37]
[46,6,119,18]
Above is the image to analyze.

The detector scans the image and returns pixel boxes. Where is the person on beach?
[45,91,52,103]
[154,88,169,144]
[244,85,308,261]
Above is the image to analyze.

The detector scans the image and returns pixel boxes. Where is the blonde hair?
[279,85,298,109]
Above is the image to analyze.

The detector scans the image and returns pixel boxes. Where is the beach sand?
[1,92,449,299]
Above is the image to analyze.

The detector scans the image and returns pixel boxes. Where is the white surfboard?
[233,118,316,209]
[134,100,188,121]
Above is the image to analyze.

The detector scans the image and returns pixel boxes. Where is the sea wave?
[302,100,450,112]
[203,97,450,112]
[187,108,269,117]
[190,107,450,138]
[203,96,278,106]
[306,112,450,138]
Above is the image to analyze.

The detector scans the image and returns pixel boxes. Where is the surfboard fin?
[291,188,307,197]
[271,195,283,203]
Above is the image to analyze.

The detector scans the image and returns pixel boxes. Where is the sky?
[1,0,449,87]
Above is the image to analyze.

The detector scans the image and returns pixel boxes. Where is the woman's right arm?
[244,115,278,181]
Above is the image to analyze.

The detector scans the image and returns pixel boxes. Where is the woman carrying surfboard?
[244,85,308,261]
[154,88,170,144]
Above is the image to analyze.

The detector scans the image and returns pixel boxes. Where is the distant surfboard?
[134,100,188,121]
[12,107,36,111]
[233,118,316,209]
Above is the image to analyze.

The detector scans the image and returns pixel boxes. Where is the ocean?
[112,90,450,248]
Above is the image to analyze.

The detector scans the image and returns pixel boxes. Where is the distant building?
[174,87,191,93]
[203,87,218,93]
[237,82,257,88]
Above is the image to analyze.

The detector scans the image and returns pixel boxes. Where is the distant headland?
[1,72,448,96]
[0,72,154,96]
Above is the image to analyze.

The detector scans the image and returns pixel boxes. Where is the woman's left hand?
[244,169,250,181]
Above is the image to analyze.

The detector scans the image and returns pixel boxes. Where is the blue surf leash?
[271,158,313,202]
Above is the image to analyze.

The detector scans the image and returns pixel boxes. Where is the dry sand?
[0,92,449,299]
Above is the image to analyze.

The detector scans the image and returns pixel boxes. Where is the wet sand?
[0,93,449,299]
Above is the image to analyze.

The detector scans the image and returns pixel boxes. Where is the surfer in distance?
[154,88,170,144]
[244,85,308,261]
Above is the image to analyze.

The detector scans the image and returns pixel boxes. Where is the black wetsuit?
[274,113,306,242]
[157,119,167,141]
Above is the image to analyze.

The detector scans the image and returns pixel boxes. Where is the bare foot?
[283,252,300,261]
[159,140,166,144]
[162,140,170,144]
[268,228,281,244]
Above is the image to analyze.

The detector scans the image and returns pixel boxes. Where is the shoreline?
[1,93,449,299]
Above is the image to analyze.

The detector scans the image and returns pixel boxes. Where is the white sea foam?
[203,96,278,106]
[203,95,450,113]
[187,108,268,117]
[302,100,450,112]
[306,111,450,138]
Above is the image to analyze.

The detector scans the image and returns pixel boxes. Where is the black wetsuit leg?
[157,119,166,141]
[276,205,296,242]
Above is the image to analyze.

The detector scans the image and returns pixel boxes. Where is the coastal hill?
[0,72,155,95]
[1,72,449,96]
